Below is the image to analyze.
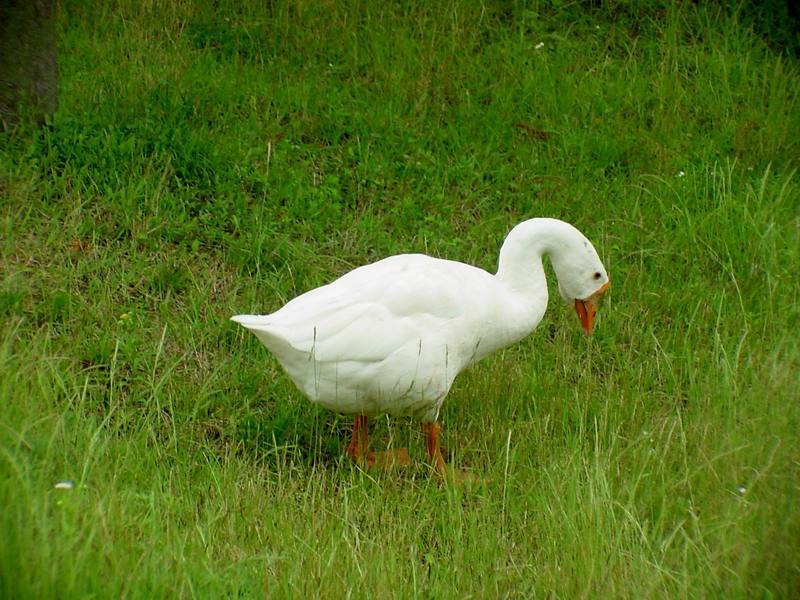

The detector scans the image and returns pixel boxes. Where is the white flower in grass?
[534,42,545,50]
[737,485,747,495]
[677,170,686,177]
[54,480,74,490]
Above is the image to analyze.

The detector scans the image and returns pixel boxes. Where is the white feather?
[232,218,608,422]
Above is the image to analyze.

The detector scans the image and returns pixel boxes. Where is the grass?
[1,0,799,597]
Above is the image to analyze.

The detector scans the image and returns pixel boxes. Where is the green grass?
[1,1,799,597]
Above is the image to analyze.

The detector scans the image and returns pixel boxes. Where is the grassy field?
[1,1,799,597]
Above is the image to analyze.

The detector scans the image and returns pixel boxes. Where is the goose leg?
[422,422,478,482]
[346,415,373,465]
[346,416,410,468]
[421,421,448,474]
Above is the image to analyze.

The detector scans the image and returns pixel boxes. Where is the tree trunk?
[0,0,58,128]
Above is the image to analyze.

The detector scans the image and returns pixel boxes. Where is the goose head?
[548,230,610,335]
[498,217,612,335]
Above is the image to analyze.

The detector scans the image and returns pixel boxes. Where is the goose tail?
[230,314,272,330]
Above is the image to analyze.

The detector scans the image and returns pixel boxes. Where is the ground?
[1,1,798,597]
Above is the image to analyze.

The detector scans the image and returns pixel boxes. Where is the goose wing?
[233,254,492,363]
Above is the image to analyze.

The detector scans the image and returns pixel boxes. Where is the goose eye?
[593,272,602,280]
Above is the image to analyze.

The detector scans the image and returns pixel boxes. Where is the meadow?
[1,1,799,597]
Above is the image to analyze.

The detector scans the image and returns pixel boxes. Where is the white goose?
[232,218,609,473]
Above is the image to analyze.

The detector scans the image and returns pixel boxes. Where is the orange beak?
[574,282,610,335]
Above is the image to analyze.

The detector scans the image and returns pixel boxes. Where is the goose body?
[233,218,610,470]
